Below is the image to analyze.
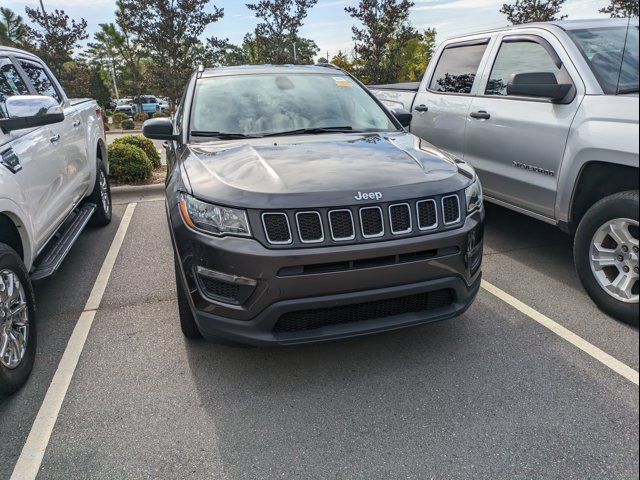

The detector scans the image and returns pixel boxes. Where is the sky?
[5,0,611,58]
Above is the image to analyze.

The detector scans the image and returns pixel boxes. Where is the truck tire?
[87,161,112,227]
[174,255,201,339]
[0,244,36,397]
[574,191,639,326]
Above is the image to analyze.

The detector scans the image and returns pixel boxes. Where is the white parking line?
[482,280,639,386]
[10,203,138,480]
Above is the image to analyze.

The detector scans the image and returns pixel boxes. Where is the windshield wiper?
[191,131,260,139]
[261,126,356,137]
[617,86,639,94]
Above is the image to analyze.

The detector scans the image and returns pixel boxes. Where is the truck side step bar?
[31,203,96,282]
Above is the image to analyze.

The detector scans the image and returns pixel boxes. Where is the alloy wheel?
[590,218,639,303]
[0,269,29,369]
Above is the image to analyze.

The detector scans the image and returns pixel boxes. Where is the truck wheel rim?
[590,218,639,304]
[99,170,110,214]
[0,269,29,369]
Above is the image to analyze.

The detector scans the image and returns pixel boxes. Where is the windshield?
[190,73,397,138]
[568,25,639,94]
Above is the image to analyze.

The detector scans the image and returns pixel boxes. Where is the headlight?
[179,193,251,237]
[465,177,483,213]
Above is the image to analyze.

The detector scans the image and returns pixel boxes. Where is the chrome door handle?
[470,111,491,120]
[73,120,81,127]
[50,134,61,143]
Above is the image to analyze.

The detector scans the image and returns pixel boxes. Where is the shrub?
[112,112,129,126]
[121,119,135,130]
[108,143,152,184]
[152,112,169,118]
[134,112,148,123]
[105,109,114,116]
[112,135,161,169]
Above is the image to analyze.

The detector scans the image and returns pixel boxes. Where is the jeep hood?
[182,132,472,209]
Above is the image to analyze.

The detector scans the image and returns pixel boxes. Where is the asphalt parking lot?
[1,191,638,480]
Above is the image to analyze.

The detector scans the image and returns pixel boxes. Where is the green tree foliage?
[24,7,88,77]
[330,51,357,75]
[397,28,437,82]
[346,0,417,84]
[500,0,567,25]
[0,7,30,48]
[245,0,319,64]
[600,0,639,17]
[117,0,225,104]
[58,61,110,106]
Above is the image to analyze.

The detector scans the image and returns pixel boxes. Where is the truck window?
[429,42,488,94]
[19,60,61,103]
[485,40,568,96]
[568,25,639,94]
[0,59,29,118]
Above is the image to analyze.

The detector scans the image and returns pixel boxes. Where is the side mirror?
[0,96,64,133]
[143,117,177,141]
[507,72,572,102]
[392,108,413,128]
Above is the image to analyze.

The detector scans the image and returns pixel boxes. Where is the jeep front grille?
[329,209,355,241]
[389,203,412,235]
[257,192,464,247]
[360,206,384,238]
[296,211,324,243]
[442,195,461,225]
[262,213,292,244]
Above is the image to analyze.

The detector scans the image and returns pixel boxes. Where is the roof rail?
[315,63,343,71]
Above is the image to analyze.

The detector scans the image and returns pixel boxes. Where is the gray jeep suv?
[144,65,484,345]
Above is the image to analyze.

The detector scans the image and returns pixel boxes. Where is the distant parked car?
[131,95,162,118]
[371,19,639,325]
[114,98,134,117]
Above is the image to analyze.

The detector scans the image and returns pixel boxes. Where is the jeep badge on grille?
[354,191,383,201]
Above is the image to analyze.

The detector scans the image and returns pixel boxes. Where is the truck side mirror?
[392,108,413,128]
[507,72,572,102]
[143,117,177,141]
[0,95,64,133]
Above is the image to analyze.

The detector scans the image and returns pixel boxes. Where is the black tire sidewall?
[174,255,201,339]
[89,161,112,227]
[0,245,37,397]
[574,191,639,326]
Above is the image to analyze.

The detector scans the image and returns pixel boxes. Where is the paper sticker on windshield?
[333,77,353,87]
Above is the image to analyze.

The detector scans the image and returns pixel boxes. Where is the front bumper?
[169,202,483,346]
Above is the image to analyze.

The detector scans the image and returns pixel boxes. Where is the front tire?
[0,244,36,397]
[87,161,112,227]
[574,191,639,326]
[174,256,201,339]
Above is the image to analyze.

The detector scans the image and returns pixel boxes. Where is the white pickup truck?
[371,19,639,325]
[0,47,111,395]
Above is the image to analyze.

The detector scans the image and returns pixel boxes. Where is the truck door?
[0,57,67,250]
[464,32,584,219]
[410,38,492,159]
[17,59,78,245]
[17,59,86,230]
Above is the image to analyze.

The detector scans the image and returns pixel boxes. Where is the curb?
[106,130,143,135]
[111,183,164,198]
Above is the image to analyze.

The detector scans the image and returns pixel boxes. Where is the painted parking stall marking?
[482,280,639,386]
[10,203,138,480]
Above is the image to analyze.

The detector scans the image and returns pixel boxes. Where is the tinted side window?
[19,61,61,103]
[429,43,488,94]
[486,40,567,96]
[0,59,30,118]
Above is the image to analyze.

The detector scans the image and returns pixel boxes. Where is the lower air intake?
[274,289,454,333]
